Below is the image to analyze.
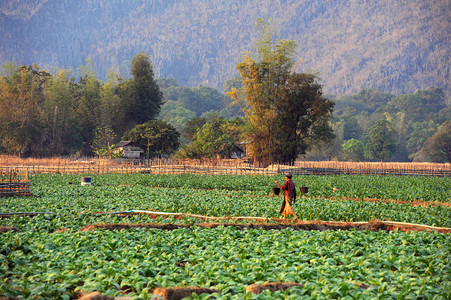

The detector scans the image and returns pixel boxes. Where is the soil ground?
[2,214,449,234]
[78,218,451,234]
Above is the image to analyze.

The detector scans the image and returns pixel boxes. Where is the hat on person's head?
[285,172,292,178]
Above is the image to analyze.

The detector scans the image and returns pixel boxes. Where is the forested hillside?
[0,0,449,96]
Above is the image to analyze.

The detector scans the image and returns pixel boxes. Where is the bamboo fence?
[0,156,449,177]
[0,169,32,197]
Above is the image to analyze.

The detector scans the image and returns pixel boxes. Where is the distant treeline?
[0,54,238,158]
[0,53,165,157]
[324,88,450,162]
[0,57,450,162]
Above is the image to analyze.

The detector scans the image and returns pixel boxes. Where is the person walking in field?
[275,172,298,220]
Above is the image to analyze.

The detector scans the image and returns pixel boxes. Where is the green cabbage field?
[1,173,450,299]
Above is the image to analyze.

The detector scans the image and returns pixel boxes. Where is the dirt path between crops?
[2,219,449,234]
[79,218,451,234]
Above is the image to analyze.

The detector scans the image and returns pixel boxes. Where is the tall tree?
[115,77,134,136]
[76,61,103,155]
[0,64,49,156]
[273,73,335,163]
[228,19,334,165]
[384,111,410,162]
[99,70,121,129]
[129,52,163,124]
[43,69,81,155]
[364,120,397,162]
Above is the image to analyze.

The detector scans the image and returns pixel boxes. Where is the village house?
[115,141,144,159]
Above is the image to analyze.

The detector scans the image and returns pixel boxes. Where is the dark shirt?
[281,179,296,200]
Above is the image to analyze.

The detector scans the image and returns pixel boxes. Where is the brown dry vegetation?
[152,287,219,300]
[68,281,371,299]
[0,226,19,233]
[3,219,449,234]
[1,155,450,177]
[246,282,304,295]
[78,219,451,234]
[1,155,450,171]
[0,155,119,168]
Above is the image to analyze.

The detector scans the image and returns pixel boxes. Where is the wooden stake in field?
[0,169,32,197]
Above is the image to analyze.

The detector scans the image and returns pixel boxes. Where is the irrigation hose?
[0,212,52,217]
[93,210,451,231]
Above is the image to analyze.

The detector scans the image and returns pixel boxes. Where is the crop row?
[1,174,450,231]
[1,227,450,299]
[1,189,450,232]
[30,173,451,202]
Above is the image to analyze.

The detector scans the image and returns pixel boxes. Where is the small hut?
[115,141,144,159]
[217,143,245,159]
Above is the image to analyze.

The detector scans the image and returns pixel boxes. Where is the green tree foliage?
[0,55,167,157]
[273,73,335,163]
[224,76,243,93]
[115,77,134,137]
[333,111,364,148]
[43,70,81,155]
[117,53,162,134]
[325,86,448,163]
[159,100,196,133]
[342,139,365,162]
[192,85,228,114]
[75,63,104,155]
[343,118,364,141]
[406,121,438,161]
[354,89,393,114]
[0,122,31,157]
[423,121,451,163]
[364,120,397,162]
[99,70,121,130]
[159,79,230,116]
[0,64,49,156]
[157,78,237,132]
[122,120,180,158]
[130,52,162,122]
[181,117,207,142]
[91,126,121,158]
[177,118,243,159]
[387,88,447,124]
[228,19,334,165]
[304,135,343,162]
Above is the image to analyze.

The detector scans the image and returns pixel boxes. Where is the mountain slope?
[0,0,449,96]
